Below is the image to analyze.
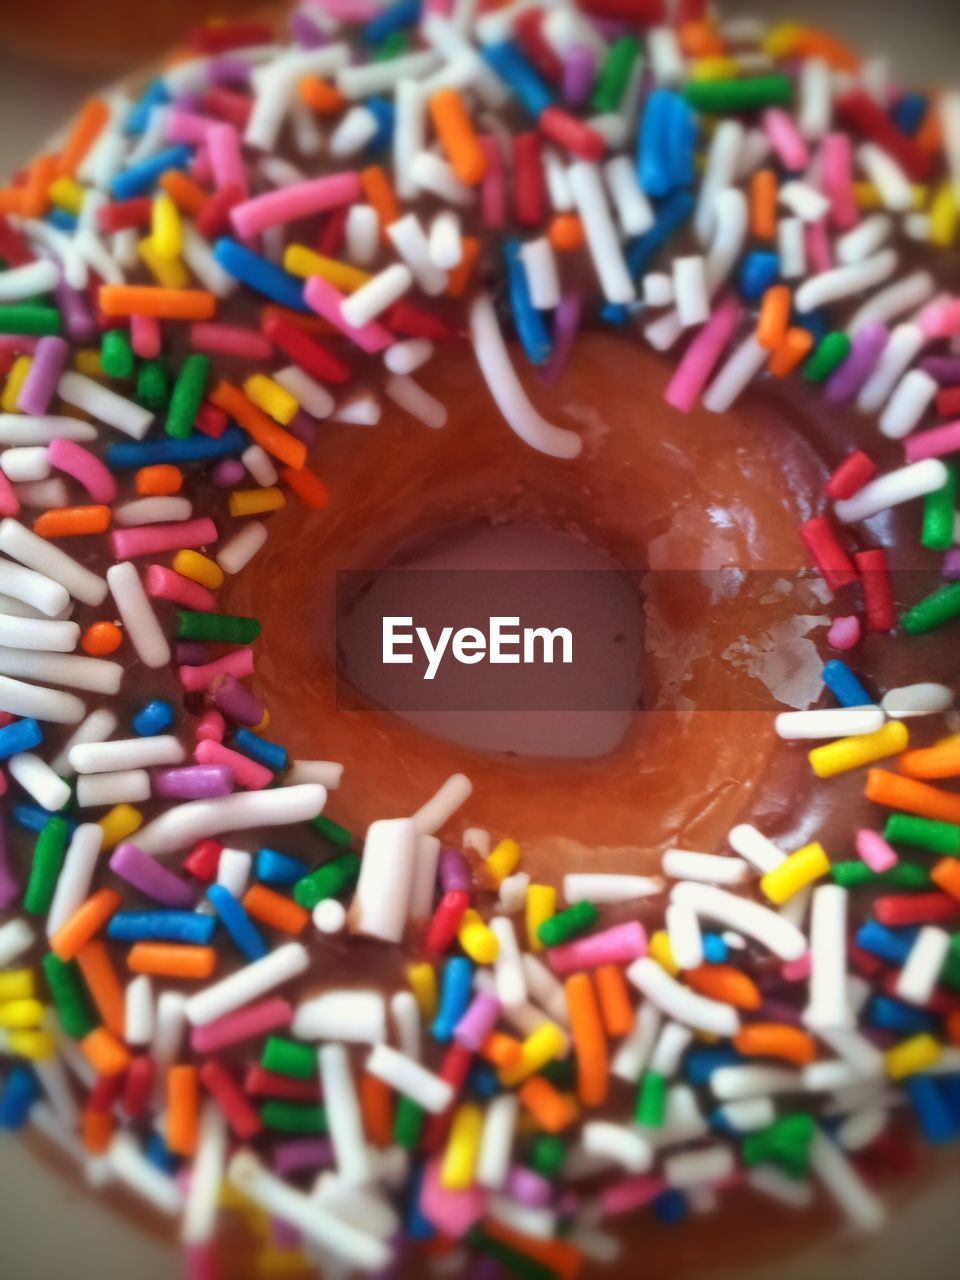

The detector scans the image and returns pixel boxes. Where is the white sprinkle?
[0,674,83,724]
[394,79,427,202]
[186,942,308,1028]
[0,259,60,301]
[46,823,102,937]
[603,154,653,238]
[1,517,107,607]
[543,147,574,213]
[646,1084,709,1147]
[834,458,948,523]
[32,1052,78,1129]
[387,214,448,295]
[643,272,674,307]
[0,918,34,966]
[848,270,936,338]
[384,339,434,376]
[7,750,70,811]
[498,871,530,914]
[627,957,739,1037]
[338,49,439,100]
[429,210,463,271]
[135,784,327,856]
[703,334,768,412]
[0,416,96,446]
[476,1093,518,1190]
[519,953,571,1029]
[808,1129,886,1231]
[747,1166,815,1209]
[287,759,343,789]
[57,370,153,440]
[329,105,378,157]
[15,478,69,510]
[612,1003,661,1083]
[941,91,960,200]
[567,161,636,305]
[108,1133,183,1215]
[563,872,662,904]
[836,213,893,265]
[735,127,772,181]
[582,1122,653,1173]
[664,1145,735,1189]
[649,1021,693,1078]
[519,238,561,311]
[350,818,418,944]
[777,215,807,279]
[111,495,193,525]
[333,394,381,426]
[673,257,710,328]
[107,561,170,669]
[856,321,927,413]
[834,1107,889,1153]
[710,1065,803,1100]
[410,772,472,835]
[665,902,703,970]
[815,1026,885,1080]
[391,990,421,1062]
[0,615,78,652]
[879,368,938,439]
[321,1043,372,1186]
[411,151,475,207]
[245,46,350,151]
[0,560,70,619]
[717,1097,777,1131]
[292,990,386,1043]
[806,885,852,1030]
[182,1103,227,1245]
[313,898,347,935]
[217,522,268,575]
[241,445,278,489]
[670,881,807,960]
[423,13,510,107]
[213,848,251,901]
[881,683,954,719]
[0,647,121,695]
[779,181,830,223]
[342,264,414,329]
[487,1196,555,1241]
[897,926,951,1006]
[366,1043,454,1113]
[181,223,237,298]
[775,706,885,740]
[795,249,898,313]
[385,374,447,429]
[661,850,749,885]
[798,57,832,139]
[491,916,527,1009]
[858,143,914,212]
[409,834,441,922]
[76,769,150,808]
[648,25,685,85]
[124,974,154,1047]
[1,448,49,483]
[695,121,744,245]
[344,204,380,266]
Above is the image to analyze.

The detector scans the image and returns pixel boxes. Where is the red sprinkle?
[0,216,33,267]
[96,197,153,234]
[800,515,859,591]
[189,21,276,54]
[183,838,223,882]
[194,403,229,439]
[515,9,565,82]
[835,89,932,182]
[826,450,878,501]
[539,107,607,162]
[425,889,470,954]
[195,183,245,240]
[200,1058,263,1138]
[199,88,254,129]
[262,312,352,384]
[244,1065,323,1102]
[873,892,958,927]
[384,299,459,342]
[855,548,895,632]
[513,132,546,228]
[88,1072,123,1114]
[935,387,960,418]
[121,1055,155,1119]
[316,205,348,259]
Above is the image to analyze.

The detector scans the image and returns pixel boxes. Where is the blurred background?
[0,0,959,1276]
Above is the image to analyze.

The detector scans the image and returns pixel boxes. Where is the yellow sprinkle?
[252,710,271,732]
[151,191,182,261]
[440,1103,484,1190]
[649,929,679,977]
[173,549,223,590]
[73,349,104,378]
[1,355,32,413]
[808,720,909,779]
[218,1181,258,1213]
[99,803,142,850]
[228,487,286,518]
[243,373,299,425]
[689,57,741,82]
[486,838,520,885]
[138,236,189,289]
[929,181,958,248]
[760,841,831,905]
[47,175,85,215]
[283,244,371,292]
[256,1247,311,1276]
[500,1021,566,1087]
[526,883,555,953]
[854,180,927,211]
[885,1032,942,1080]
[406,961,438,1021]
[763,22,802,59]
[0,970,35,1003]
[0,998,45,1030]
[457,908,499,965]
[6,1028,55,1060]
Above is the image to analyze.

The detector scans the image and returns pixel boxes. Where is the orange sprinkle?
[446,236,482,298]
[360,165,400,240]
[81,1026,131,1077]
[209,381,306,470]
[81,621,123,656]
[481,1031,523,1068]
[931,858,960,903]
[755,285,792,350]
[57,99,110,178]
[127,942,217,980]
[593,965,634,1038]
[51,888,121,962]
[82,1104,114,1153]
[135,463,183,496]
[159,170,209,218]
[430,88,487,186]
[678,22,726,58]
[565,972,609,1107]
[76,941,126,1037]
[21,154,58,219]
[750,169,778,240]
[0,189,25,216]
[300,74,346,115]
[99,285,216,321]
[242,884,309,935]
[34,505,111,539]
[548,213,585,252]
[791,28,860,72]
[278,464,329,509]
[685,964,762,1010]
[480,1219,583,1280]
[167,1064,199,1157]
[735,1022,818,1066]
[358,1072,394,1147]
[517,1076,579,1133]
[899,739,960,780]
[947,1010,960,1047]
[768,327,814,378]
[866,769,960,825]
[915,96,943,156]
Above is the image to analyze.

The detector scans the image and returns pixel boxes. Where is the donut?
[0,4,959,1278]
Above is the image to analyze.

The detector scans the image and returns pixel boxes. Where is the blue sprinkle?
[626,190,695,280]
[703,932,727,964]
[906,1075,955,1144]
[12,804,77,836]
[666,93,699,191]
[110,145,193,201]
[366,97,395,152]
[107,425,247,470]
[868,995,936,1035]
[600,302,631,326]
[504,239,552,366]
[891,92,928,138]
[738,251,779,301]
[793,307,830,343]
[652,1188,688,1225]
[467,1062,500,1099]
[145,1133,179,1174]
[213,238,309,311]
[939,1074,960,1130]
[0,718,43,762]
[207,883,268,961]
[638,89,674,198]
[0,1065,39,1130]
[233,728,287,773]
[255,848,310,886]
[132,699,175,737]
[685,1046,742,1087]
[47,209,78,233]
[126,81,170,136]
[406,1165,436,1241]
[856,920,917,966]
[363,0,420,42]
[822,659,874,708]
[107,910,216,945]
[432,956,473,1042]
[483,42,553,119]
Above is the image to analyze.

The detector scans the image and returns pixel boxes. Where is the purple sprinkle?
[824,323,888,403]
[211,458,245,487]
[563,44,596,108]
[211,673,264,726]
[271,1217,301,1250]
[53,279,96,344]
[175,641,212,666]
[453,991,501,1051]
[16,335,69,416]
[505,1165,553,1208]
[272,1137,334,1177]
[153,765,235,800]
[540,292,583,387]
[207,56,254,88]
[439,846,472,894]
[291,11,328,48]
[943,549,960,580]
[0,807,19,910]
[285,408,319,446]
[109,842,197,907]
[919,355,960,386]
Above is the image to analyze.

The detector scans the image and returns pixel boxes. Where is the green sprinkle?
[293,852,361,910]
[592,37,640,115]
[375,31,409,60]
[539,1056,576,1090]
[922,463,957,552]
[165,353,209,439]
[803,332,851,383]
[137,358,170,411]
[0,305,61,335]
[884,813,960,856]
[528,1134,567,1178]
[42,953,95,1039]
[468,1227,555,1280]
[902,582,960,635]
[741,1112,816,1178]
[682,75,793,114]
[260,1100,327,1133]
[392,1095,425,1149]
[311,814,353,848]
[176,611,261,644]
[634,1069,667,1128]
[831,860,932,889]
[536,901,598,947]
[261,1036,316,1079]
[24,817,70,916]
[101,329,135,379]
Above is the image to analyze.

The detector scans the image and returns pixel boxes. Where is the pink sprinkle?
[130,313,161,360]
[918,297,960,339]
[47,438,117,503]
[827,614,861,650]
[145,564,217,612]
[821,134,859,231]
[601,1174,665,1217]
[664,296,743,412]
[196,709,226,744]
[185,1244,218,1280]
[190,323,273,360]
[111,517,217,560]
[547,921,647,976]
[165,109,219,146]
[179,649,255,693]
[904,419,960,463]
[231,173,363,239]
[0,469,21,517]
[190,146,214,187]
[780,951,812,982]
[303,275,393,353]
[479,136,507,229]
[195,738,273,790]
[419,1156,487,1236]
[314,0,382,21]
[208,123,248,197]
[856,828,899,873]
[805,217,833,274]
[190,996,293,1054]
[763,108,810,172]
